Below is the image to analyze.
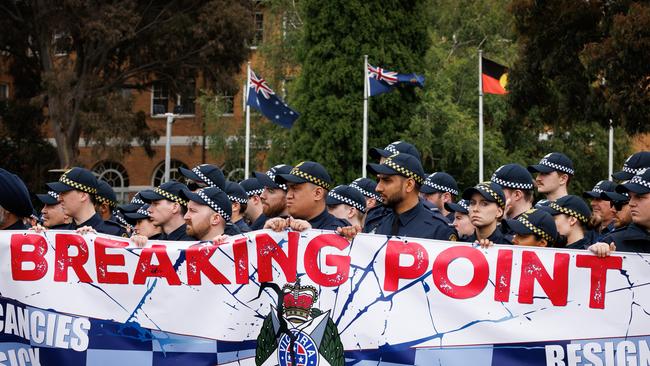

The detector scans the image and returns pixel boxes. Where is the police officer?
[270,161,350,231]
[46,167,124,236]
[0,169,34,230]
[595,169,650,253]
[125,204,163,240]
[350,177,383,211]
[239,177,266,230]
[601,189,631,230]
[583,180,619,239]
[179,164,226,191]
[95,180,132,233]
[528,152,574,202]
[462,182,511,244]
[36,190,70,229]
[501,209,558,247]
[444,199,474,241]
[254,164,293,219]
[613,151,650,180]
[141,180,196,241]
[491,163,535,220]
[420,172,459,222]
[118,191,147,214]
[542,195,592,249]
[326,185,367,228]
[225,181,251,233]
[362,153,456,241]
[180,187,232,241]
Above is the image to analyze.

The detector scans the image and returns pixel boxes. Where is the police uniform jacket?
[4,220,29,230]
[224,222,242,236]
[161,223,196,241]
[363,201,457,241]
[602,224,650,254]
[465,226,513,245]
[250,213,267,231]
[308,209,350,231]
[234,218,252,233]
[565,236,592,250]
[63,213,126,237]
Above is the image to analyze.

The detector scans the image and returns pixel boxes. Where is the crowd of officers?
[1,141,649,256]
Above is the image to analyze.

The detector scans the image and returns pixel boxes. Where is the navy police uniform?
[240,177,267,230]
[141,181,196,241]
[364,153,457,241]
[421,172,459,223]
[584,180,619,240]
[541,195,593,249]
[225,181,251,233]
[601,169,650,252]
[462,182,513,244]
[275,161,351,230]
[181,186,234,239]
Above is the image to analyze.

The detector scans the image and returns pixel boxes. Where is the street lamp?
[163,105,183,183]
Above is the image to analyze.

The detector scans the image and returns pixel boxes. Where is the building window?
[151,80,196,116]
[92,161,130,203]
[252,12,264,47]
[0,84,8,101]
[151,160,188,187]
[53,32,73,56]
[176,79,196,115]
[217,94,234,116]
[151,81,170,115]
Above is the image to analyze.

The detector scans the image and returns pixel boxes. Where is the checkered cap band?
[458,200,469,211]
[131,196,145,205]
[424,180,459,196]
[516,214,555,243]
[623,166,644,175]
[246,188,264,197]
[385,144,399,155]
[539,158,574,175]
[289,167,332,190]
[629,175,650,189]
[113,210,133,228]
[383,157,424,185]
[135,206,150,217]
[327,191,366,213]
[192,167,216,187]
[154,187,187,206]
[59,174,97,194]
[350,183,383,203]
[490,175,534,190]
[228,195,248,204]
[590,186,604,194]
[476,184,505,209]
[266,170,287,191]
[197,190,231,222]
[549,202,588,224]
[47,191,59,200]
[95,194,118,208]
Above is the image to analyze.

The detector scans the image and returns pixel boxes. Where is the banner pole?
[245,62,251,179]
[363,55,369,178]
[478,50,484,182]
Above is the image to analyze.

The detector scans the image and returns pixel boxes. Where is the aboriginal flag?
[482,57,508,95]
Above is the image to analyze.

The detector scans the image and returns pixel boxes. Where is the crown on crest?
[282,278,318,323]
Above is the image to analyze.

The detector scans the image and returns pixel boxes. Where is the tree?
[267,0,431,183]
[0,0,253,168]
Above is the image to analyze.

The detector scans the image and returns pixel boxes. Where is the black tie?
[391,213,400,236]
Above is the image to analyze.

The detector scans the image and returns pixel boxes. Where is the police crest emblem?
[255,279,344,366]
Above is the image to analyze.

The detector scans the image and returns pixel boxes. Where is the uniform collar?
[250,213,267,230]
[308,209,332,228]
[4,220,29,230]
[396,201,422,226]
[165,224,190,241]
[76,213,103,229]
[624,223,650,241]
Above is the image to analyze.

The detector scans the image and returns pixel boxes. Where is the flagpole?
[363,55,369,178]
[608,119,614,180]
[478,49,484,182]
[245,62,251,179]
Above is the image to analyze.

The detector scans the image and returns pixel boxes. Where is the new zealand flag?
[367,64,425,97]
[246,70,299,128]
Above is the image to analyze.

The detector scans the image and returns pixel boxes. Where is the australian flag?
[246,70,299,128]
[367,64,425,97]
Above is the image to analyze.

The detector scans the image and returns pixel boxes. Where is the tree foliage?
[267,0,430,183]
[0,0,253,167]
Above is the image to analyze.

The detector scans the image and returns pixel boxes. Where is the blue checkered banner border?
[1,230,649,365]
